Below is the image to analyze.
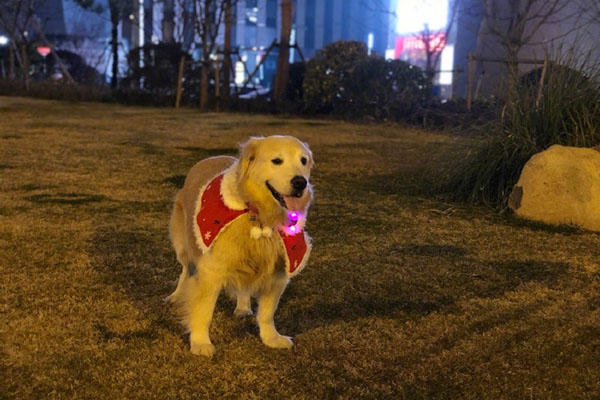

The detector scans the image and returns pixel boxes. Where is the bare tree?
[74,0,128,88]
[0,0,42,89]
[574,0,600,30]
[415,0,459,97]
[220,0,233,102]
[190,0,228,109]
[29,15,76,84]
[479,0,580,102]
[107,0,132,88]
[273,0,293,102]
[577,0,600,24]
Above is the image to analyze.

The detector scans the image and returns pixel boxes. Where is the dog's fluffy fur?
[168,135,313,357]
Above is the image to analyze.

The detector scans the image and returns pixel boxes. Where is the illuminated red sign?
[394,32,446,59]
[36,46,51,57]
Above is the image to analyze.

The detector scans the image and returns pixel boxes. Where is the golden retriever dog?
[168,135,314,357]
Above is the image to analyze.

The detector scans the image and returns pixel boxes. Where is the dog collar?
[195,174,311,276]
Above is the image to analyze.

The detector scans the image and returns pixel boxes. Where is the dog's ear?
[303,141,315,168]
[238,136,262,177]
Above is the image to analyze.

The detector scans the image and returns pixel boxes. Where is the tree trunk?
[423,28,434,101]
[9,44,15,79]
[20,43,30,91]
[505,47,519,107]
[200,61,209,110]
[273,0,292,102]
[110,2,120,89]
[175,55,185,108]
[162,0,175,43]
[221,0,232,103]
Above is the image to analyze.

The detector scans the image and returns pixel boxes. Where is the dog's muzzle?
[266,176,309,209]
[290,175,307,198]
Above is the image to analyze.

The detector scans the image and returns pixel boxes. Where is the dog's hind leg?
[257,276,292,349]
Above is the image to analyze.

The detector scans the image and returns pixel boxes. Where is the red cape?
[195,174,310,276]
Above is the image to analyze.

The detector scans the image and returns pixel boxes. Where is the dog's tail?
[167,193,190,303]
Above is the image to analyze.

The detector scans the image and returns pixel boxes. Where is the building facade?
[229,0,391,88]
[452,0,600,99]
[27,0,393,88]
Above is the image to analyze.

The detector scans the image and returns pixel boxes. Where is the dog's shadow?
[88,227,571,344]
[89,226,185,343]
[89,225,270,344]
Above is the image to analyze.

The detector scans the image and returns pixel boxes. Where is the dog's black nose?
[291,175,307,192]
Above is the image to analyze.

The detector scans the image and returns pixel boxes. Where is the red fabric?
[196,174,247,248]
[280,231,308,274]
[196,174,308,275]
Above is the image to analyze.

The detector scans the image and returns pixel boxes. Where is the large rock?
[509,144,600,231]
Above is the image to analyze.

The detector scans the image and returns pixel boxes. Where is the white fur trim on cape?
[221,163,247,210]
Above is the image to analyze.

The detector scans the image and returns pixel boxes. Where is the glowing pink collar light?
[282,210,304,236]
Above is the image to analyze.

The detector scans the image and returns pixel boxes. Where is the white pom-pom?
[250,226,262,239]
[261,226,273,237]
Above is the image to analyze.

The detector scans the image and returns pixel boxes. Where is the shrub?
[303,41,368,115]
[121,42,194,105]
[302,40,428,120]
[50,50,103,85]
[0,78,114,102]
[450,50,600,207]
[377,58,429,122]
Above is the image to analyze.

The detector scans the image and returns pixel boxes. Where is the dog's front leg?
[188,274,222,357]
[257,276,292,349]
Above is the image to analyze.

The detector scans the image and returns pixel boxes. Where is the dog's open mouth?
[266,181,304,210]
[266,181,287,208]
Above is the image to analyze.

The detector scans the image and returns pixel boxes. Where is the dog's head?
[237,136,314,219]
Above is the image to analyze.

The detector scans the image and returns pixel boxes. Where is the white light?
[139,0,144,47]
[367,33,374,50]
[235,61,245,85]
[290,28,296,63]
[0,35,8,46]
[385,49,395,60]
[439,45,454,85]
[396,0,448,35]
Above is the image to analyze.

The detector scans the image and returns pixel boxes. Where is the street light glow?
[0,35,9,46]
[396,0,448,35]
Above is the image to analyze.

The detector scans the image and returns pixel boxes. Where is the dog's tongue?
[284,196,303,211]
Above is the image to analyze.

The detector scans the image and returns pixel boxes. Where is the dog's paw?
[262,334,293,349]
[234,307,253,317]
[190,342,215,358]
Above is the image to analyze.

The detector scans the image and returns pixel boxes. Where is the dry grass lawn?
[1,96,600,399]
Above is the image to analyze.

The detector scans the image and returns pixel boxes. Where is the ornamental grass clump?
[450,48,600,208]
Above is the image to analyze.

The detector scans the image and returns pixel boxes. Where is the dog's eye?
[300,157,307,166]
[271,158,283,165]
